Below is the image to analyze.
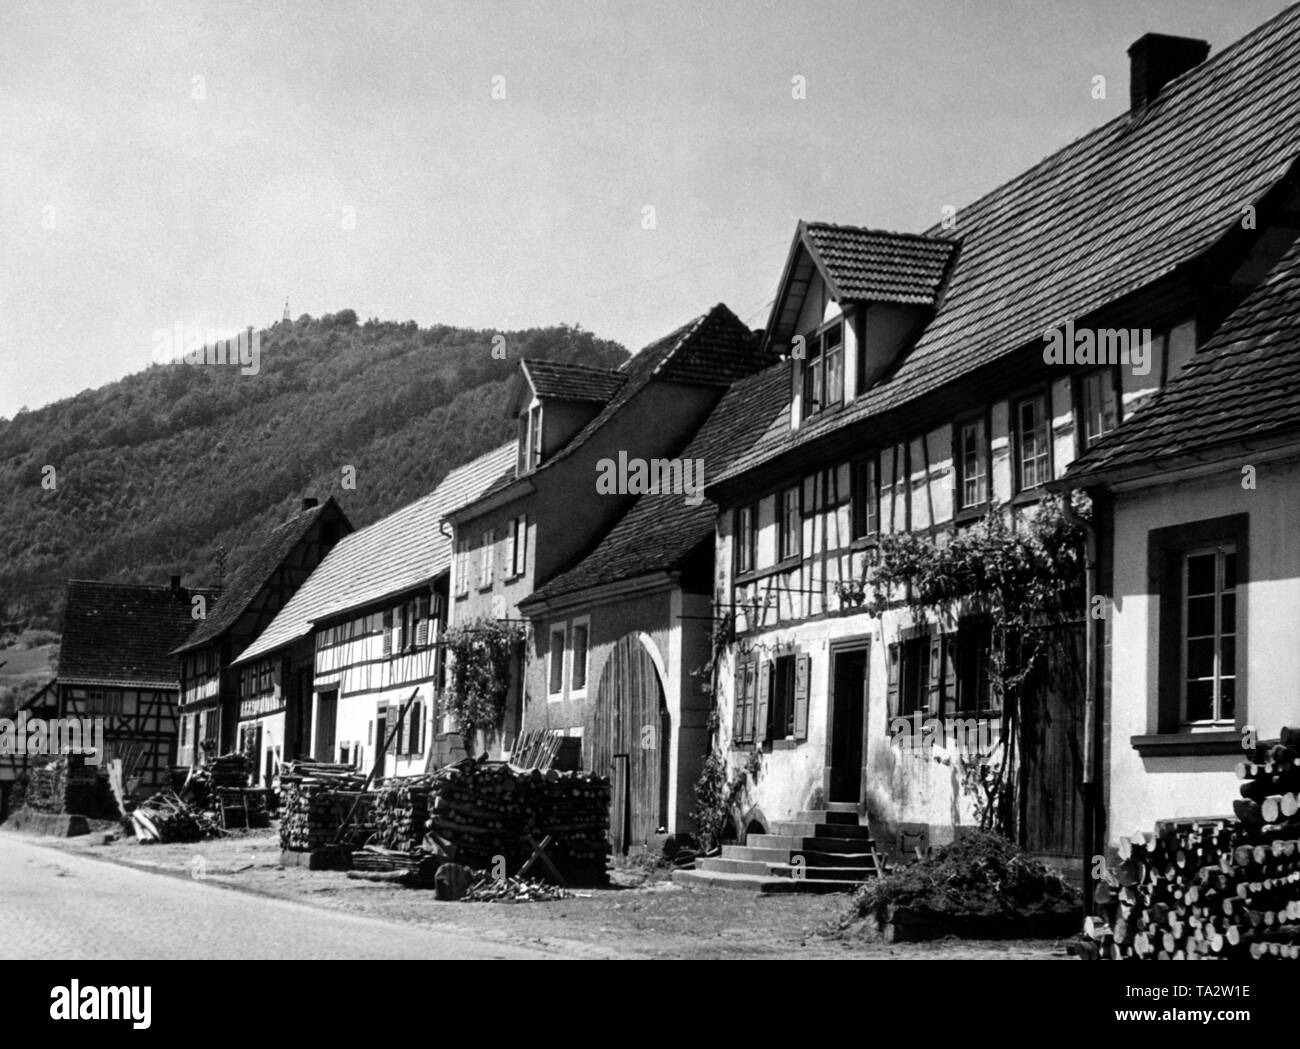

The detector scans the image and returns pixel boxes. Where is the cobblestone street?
[0,832,585,960]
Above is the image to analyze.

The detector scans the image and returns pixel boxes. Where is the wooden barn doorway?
[592,634,670,855]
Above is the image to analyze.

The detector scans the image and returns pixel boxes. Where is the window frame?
[547,623,567,699]
[1012,389,1053,493]
[1075,367,1121,454]
[478,528,495,590]
[734,503,757,576]
[778,484,802,562]
[953,412,991,514]
[851,456,879,541]
[1180,544,1238,727]
[570,617,590,695]
[799,317,846,421]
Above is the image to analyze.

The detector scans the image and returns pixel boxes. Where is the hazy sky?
[0,0,1291,419]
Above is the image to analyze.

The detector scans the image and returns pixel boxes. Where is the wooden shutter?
[793,654,810,741]
[941,633,958,717]
[382,609,393,656]
[732,663,745,739]
[415,594,430,647]
[386,703,399,755]
[408,701,422,755]
[516,515,528,574]
[755,660,771,745]
[887,643,901,717]
[504,525,516,578]
[926,632,943,714]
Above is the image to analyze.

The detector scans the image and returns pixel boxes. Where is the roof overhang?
[519,571,682,617]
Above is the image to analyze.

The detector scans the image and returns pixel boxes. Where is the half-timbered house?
[57,578,220,794]
[173,496,351,772]
[696,16,1300,878]
[231,443,514,785]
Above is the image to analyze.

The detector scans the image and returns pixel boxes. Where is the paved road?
[0,833,564,959]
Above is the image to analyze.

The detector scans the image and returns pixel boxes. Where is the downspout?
[1061,492,1099,914]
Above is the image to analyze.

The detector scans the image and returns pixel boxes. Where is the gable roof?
[520,359,625,404]
[454,302,771,515]
[526,360,791,605]
[60,581,221,688]
[233,442,515,666]
[174,498,349,654]
[716,3,1300,488]
[1063,237,1300,486]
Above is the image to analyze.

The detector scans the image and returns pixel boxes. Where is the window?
[852,458,878,539]
[779,486,800,560]
[478,529,495,589]
[735,505,756,574]
[733,660,757,743]
[1183,546,1237,724]
[528,404,543,469]
[800,321,845,420]
[548,625,566,697]
[455,538,470,595]
[1078,369,1119,452]
[1014,394,1051,491]
[258,661,273,695]
[571,620,589,693]
[956,417,988,510]
[1146,513,1247,747]
[507,515,527,577]
[954,617,996,714]
[770,655,797,740]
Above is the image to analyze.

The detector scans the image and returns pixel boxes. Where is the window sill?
[774,554,802,572]
[849,536,879,552]
[1131,731,1241,757]
[953,505,990,526]
[546,693,564,703]
[768,738,802,750]
[1010,488,1045,508]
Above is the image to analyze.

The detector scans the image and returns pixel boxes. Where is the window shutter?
[504,526,516,578]
[793,655,810,741]
[755,660,771,745]
[416,594,430,647]
[942,633,958,717]
[887,643,901,718]
[408,701,422,755]
[383,609,393,656]
[516,515,528,574]
[732,663,745,739]
[926,633,943,715]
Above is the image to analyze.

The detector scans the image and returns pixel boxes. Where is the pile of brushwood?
[833,831,1081,942]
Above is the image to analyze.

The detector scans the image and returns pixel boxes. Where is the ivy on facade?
[440,617,526,747]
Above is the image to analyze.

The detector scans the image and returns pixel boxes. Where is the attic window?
[800,321,844,421]
[517,403,543,475]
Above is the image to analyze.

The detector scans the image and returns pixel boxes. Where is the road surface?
[0,832,567,959]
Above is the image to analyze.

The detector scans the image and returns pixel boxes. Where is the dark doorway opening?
[829,645,869,803]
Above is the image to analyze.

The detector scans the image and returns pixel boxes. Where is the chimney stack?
[302,496,319,511]
[1128,33,1209,111]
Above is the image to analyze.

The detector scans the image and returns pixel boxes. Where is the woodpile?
[21,756,108,816]
[1082,730,1300,960]
[371,777,434,851]
[132,791,222,843]
[278,760,371,851]
[425,759,611,885]
[462,872,574,903]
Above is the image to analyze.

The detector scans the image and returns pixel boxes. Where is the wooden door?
[1021,623,1085,857]
[590,635,669,854]
[314,690,337,763]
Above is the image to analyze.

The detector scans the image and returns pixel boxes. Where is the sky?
[0,0,1293,419]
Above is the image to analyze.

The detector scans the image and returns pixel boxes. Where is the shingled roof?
[520,359,625,404]
[60,581,221,688]
[1063,237,1300,485]
[457,303,772,513]
[527,361,791,604]
[804,223,956,305]
[715,3,1300,487]
[233,442,515,665]
[174,498,349,654]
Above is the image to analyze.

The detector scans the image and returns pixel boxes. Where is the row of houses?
[31,8,1300,878]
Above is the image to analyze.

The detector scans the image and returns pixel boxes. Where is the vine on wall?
[440,617,526,749]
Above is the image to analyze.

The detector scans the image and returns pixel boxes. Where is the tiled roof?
[459,303,773,511]
[521,359,625,403]
[1063,237,1300,484]
[716,3,1300,487]
[60,581,221,688]
[174,499,349,653]
[528,361,791,603]
[804,223,956,306]
[233,443,516,665]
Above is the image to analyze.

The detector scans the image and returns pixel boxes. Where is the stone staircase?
[673,802,884,893]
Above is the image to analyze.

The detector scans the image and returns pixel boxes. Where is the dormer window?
[800,320,844,421]
[517,402,543,475]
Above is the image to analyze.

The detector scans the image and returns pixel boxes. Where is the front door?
[314,689,337,763]
[829,646,868,803]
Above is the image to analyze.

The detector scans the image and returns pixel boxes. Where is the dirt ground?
[25,826,1072,959]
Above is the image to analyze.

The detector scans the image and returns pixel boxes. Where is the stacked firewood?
[462,871,574,903]
[278,760,369,851]
[132,791,222,843]
[23,756,103,815]
[1082,729,1300,960]
[208,753,251,790]
[424,759,611,884]
[372,777,435,851]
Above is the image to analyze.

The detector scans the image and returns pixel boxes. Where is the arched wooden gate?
[590,634,670,854]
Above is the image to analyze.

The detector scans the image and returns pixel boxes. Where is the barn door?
[591,635,669,854]
[1021,623,1085,857]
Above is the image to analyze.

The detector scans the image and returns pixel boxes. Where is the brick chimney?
[1128,33,1209,111]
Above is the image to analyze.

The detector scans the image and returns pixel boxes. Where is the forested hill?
[0,311,629,629]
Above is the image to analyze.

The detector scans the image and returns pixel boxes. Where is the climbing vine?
[841,492,1089,838]
[440,617,526,748]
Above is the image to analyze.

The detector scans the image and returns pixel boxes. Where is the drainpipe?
[1061,493,1099,913]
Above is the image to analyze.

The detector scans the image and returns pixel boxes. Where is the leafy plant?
[440,618,527,748]
[690,753,745,852]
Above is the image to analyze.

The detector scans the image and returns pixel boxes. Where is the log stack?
[424,759,611,885]
[1082,730,1300,960]
[23,756,104,815]
[278,760,369,851]
[372,777,434,851]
